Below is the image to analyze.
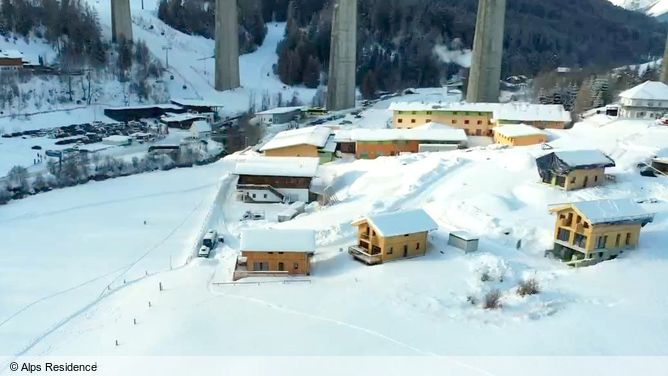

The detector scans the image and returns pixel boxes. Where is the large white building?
[618,81,668,119]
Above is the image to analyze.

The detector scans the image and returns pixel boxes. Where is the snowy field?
[1,115,667,357]
[0,161,232,356]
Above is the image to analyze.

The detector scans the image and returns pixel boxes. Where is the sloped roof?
[551,199,654,225]
[350,128,467,142]
[494,123,546,138]
[260,126,332,151]
[234,156,319,178]
[552,150,615,168]
[619,81,668,101]
[0,49,23,59]
[240,228,315,252]
[354,209,438,237]
[171,98,224,108]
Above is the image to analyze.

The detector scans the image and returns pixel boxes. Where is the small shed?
[448,231,479,253]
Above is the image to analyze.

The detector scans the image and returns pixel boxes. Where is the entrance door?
[403,245,408,258]
[583,176,589,187]
[556,175,566,187]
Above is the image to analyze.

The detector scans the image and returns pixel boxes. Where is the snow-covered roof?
[240,228,315,253]
[493,123,546,138]
[389,101,498,113]
[619,81,668,101]
[414,121,456,130]
[389,101,571,123]
[260,126,332,151]
[160,113,206,123]
[256,106,305,115]
[171,98,223,108]
[0,49,23,59]
[552,150,615,168]
[190,120,212,133]
[492,104,571,123]
[234,156,319,178]
[350,128,467,143]
[102,135,131,142]
[450,231,478,241]
[354,209,438,237]
[552,199,654,225]
[107,104,183,111]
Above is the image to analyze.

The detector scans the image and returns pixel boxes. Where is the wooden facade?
[237,174,312,189]
[542,168,606,191]
[264,144,320,158]
[548,204,651,267]
[349,220,429,265]
[493,132,547,147]
[242,251,311,275]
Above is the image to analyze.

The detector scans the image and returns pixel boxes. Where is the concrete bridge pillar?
[215,0,241,91]
[326,0,357,111]
[111,0,133,43]
[466,0,506,103]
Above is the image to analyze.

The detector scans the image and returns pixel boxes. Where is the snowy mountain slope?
[1,111,668,357]
[609,0,668,18]
[83,0,317,114]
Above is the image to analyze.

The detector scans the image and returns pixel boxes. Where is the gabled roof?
[240,229,315,253]
[492,104,571,123]
[493,123,546,138]
[543,150,615,168]
[353,209,438,237]
[234,156,319,178]
[0,49,23,59]
[550,199,654,225]
[260,126,332,151]
[619,81,668,101]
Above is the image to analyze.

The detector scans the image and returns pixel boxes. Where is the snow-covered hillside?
[609,0,668,19]
[1,108,668,357]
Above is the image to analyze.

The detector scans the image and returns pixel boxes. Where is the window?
[252,193,256,198]
[404,234,409,237]
[293,262,299,270]
[594,176,598,183]
[570,177,576,184]
[574,234,587,248]
[278,252,284,254]
[426,119,432,122]
[557,228,570,241]
[426,111,433,115]
[625,232,631,245]
[387,247,393,255]
[398,119,403,123]
[452,120,457,124]
[596,236,608,249]
[576,215,582,223]
[464,120,470,125]
[477,120,482,125]
[416,242,420,250]
[278,262,284,271]
[263,194,267,199]
[268,252,274,254]
[583,223,589,229]
[615,234,621,247]
[411,119,416,124]
[411,111,416,115]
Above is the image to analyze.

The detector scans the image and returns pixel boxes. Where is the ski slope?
[1,111,667,357]
[84,0,317,114]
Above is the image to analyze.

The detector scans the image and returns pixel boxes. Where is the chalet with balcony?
[536,150,615,191]
[234,156,320,204]
[234,228,315,280]
[547,199,654,267]
[349,209,438,265]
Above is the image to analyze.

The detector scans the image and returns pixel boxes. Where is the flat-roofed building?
[260,126,335,163]
[493,123,547,146]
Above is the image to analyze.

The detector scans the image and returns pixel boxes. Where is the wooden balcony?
[348,246,382,265]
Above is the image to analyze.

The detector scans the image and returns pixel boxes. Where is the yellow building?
[536,150,615,191]
[493,123,547,146]
[389,102,571,136]
[235,228,315,280]
[349,209,438,265]
[547,199,654,267]
[260,126,336,163]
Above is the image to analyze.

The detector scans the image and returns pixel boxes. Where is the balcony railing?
[348,246,382,265]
